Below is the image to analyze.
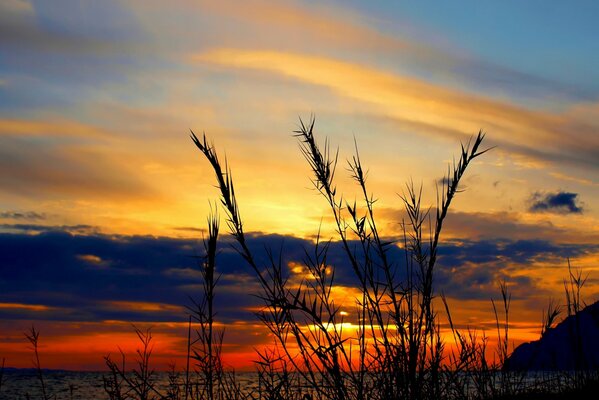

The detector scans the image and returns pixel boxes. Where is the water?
[1,370,109,399]
[0,369,313,399]
[1,370,228,399]
[0,368,325,399]
[1,369,594,399]
[0,370,273,399]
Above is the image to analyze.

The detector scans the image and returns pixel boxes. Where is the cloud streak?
[195,49,599,171]
[192,0,594,102]
[0,211,46,220]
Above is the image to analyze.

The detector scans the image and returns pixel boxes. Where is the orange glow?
[76,254,103,264]
[0,302,52,311]
[0,118,113,139]
[102,301,185,313]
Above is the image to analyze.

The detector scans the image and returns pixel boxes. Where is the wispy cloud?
[192,0,593,102]
[195,49,599,171]
[0,118,113,139]
[0,302,52,312]
[0,133,155,200]
[0,210,45,220]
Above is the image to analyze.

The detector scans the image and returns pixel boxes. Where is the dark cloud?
[437,238,588,267]
[1,226,597,325]
[0,229,309,324]
[529,191,583,214]
[0,223,98,235]
[434,238,597,300]
[0,16,131,57]
[0,211,46,220]
[379,207,595,242]
[173,226,206,233]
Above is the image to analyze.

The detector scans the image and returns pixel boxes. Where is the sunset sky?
[1,0,598,371]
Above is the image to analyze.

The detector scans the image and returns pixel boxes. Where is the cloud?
[1,0,141,56]
[0,223,98,235]
[76,254,105,265]
[0,118,113,139]
[434,237,598,300]
[0,229,260,323]
[0,1,160,111]
[191,0,593,103]
[195,49,599,171]
[0,225,596,369]
[378,208,599,244]
[0,210,45,220]
[0,134,155,200]
[0,302,51,312]
[1,226,596,324]
[529,191,584,214]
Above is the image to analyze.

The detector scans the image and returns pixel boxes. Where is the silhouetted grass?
[25,326,49,400]
[191,117,498,399]
[104,326,162,400]
[189,117,597,399]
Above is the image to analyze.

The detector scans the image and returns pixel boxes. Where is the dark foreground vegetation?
[4,118,597,399]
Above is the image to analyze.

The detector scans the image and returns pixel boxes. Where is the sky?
[0,0,598,371]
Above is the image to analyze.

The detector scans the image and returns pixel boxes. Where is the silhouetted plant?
[166,363,183,400]
[0,356,5,395]
[25,326,50,400]
[104,326,162,400]
[541,299,562,338]
[563,259,590,389]
[192,116,491,400]
[254,346,306,400]
[186,211,234,400]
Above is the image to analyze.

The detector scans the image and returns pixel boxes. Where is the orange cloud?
[194,49,598,170]
[198,0,419,54]
[102,301,185,313]
[0,118,113,139]
[0,302,52,311]
[76,254,104,265]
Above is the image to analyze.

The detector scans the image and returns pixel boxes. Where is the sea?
[0,369,261,399]
[0,368,590,399]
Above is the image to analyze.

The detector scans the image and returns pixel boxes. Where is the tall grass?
[102,211,247,400]
[25,326,50,400]
[104,326,162,400]
[191,117,495,399]
[187,211,223,400]
[563,259,590,390]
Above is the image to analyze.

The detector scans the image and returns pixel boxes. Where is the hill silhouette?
[506,300,599,371]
